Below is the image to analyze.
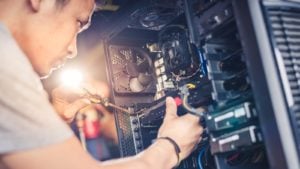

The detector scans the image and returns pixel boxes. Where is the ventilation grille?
[114,110,136,156]
[267,7,300,138]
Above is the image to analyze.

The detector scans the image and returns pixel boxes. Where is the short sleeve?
[0,23,73,153]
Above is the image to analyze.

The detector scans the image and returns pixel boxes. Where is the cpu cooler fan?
[128,6,182,31]
[108,45,156,94]
[159,25,200,79]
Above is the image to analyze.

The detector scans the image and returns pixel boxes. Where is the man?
[0,0,204,169]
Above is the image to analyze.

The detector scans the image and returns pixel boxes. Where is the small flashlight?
[60,69,83,88]
[60,69,130,114]
[60,69,105,103]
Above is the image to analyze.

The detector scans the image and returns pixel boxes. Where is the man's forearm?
[100,139,177,169]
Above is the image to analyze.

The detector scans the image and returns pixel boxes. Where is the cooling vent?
[108,45,156,94]
[128,6,183,31]
[114,110,136,156]
[267,6,300,145]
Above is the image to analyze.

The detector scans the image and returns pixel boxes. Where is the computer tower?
[100,0,300,168]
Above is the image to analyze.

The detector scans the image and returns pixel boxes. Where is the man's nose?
[67,36,78,59]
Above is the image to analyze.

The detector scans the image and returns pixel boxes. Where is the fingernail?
[166,97,172,104]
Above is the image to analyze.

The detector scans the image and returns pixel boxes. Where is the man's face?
[19,0,95,78]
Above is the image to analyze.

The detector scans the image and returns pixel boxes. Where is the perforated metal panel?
[267,4,300,154]
[114,110,136,156]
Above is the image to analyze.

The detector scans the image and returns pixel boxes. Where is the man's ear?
[28,0,42,12]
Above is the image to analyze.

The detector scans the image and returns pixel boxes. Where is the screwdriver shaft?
[106,102,131,114]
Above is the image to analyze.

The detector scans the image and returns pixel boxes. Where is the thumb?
[164,97,178,121]
[63,98,91,122]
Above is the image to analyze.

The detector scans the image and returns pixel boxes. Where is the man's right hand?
[157,97,204,161]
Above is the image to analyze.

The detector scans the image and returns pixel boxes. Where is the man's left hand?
[51,81,110,123]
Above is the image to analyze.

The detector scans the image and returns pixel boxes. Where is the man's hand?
[157,97,204,161]
[51,81,110,123]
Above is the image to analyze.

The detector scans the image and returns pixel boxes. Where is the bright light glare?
[60,69,83,88]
